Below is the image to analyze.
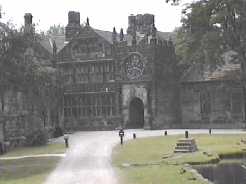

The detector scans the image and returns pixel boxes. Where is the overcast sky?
[0,0,191,33]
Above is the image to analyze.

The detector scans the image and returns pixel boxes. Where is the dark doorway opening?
[127,97,144,128]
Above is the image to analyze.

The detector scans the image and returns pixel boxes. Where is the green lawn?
[0,143,66,184]
[113,134,246,184]
[0,143,66,157]
[0,157,60,184]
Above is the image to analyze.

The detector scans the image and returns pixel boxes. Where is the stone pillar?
[144,114,151,130]
[122,107,128,128]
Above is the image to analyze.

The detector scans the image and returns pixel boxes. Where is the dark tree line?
[0,22,63,127]
[167,0,246,71]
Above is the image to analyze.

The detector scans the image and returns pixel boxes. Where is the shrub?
[25,129,48,146]
[53,126,64,138]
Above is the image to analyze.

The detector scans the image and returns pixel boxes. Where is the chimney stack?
[24,13,32,25]
[68,11,80,25]
[65,11,81,41]
[24,13,34,35]
[127,14,155,36]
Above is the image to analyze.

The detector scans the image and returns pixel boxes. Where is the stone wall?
[63,116,122,131]
[181,83,201,124]
[121,84,150,128]
[153,82,181,129]
[0,88,51,149]
[181,81,245,128]
[151,40,181,129]
[2,114,44,148]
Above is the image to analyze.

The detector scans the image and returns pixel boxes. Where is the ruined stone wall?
[181,83,202,124]
[181,81,245,128]
[0,113,44,148]
[0,88,46,147]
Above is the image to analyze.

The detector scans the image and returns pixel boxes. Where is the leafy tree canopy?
[174,0,246,71]
[46,24,65,35]
[0,21,62,121]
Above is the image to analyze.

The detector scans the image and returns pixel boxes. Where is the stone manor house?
[0,11,245,145]
[55,11,245,130]
[57,12,180,130]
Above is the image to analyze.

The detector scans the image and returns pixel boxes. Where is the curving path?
[44,129,246,184]
[44,131,120,184]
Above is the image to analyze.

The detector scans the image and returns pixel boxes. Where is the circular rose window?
[125,54,144,80]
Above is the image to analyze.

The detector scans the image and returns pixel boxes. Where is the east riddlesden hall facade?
[53,11,181,130]
[1,11,244,135]
[55,11,246,130]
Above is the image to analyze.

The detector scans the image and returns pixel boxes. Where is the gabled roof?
[74,26,112,45]
[182,51,241,83]
[51,25,176,54]
[93,29,176,44]
[207,63,241,81]
[94,29,119,44]
[67,27,176,45]
[157,31,176,41]
[181,63,241,83]
[39,34,66,54]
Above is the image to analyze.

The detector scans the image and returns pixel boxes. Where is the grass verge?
[113,134,246,184]
[0,157,60,184]
[0,143,65,184]
[0,143,66,157]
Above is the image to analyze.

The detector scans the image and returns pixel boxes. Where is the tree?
[46,24,65,35]
[0,22,25,111]
[0,19,63,127]
[175,0,246,70]
[25,63,61,127]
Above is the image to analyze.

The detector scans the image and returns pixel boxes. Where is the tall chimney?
[65,11,81,41]
[127,14,136,35]
[68,11,80,25]
[24,13,32,25]
[127,14,155,36]
[24,13,34,35]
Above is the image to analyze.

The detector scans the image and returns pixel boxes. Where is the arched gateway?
[122,84,150,129]
[126,97,144,128]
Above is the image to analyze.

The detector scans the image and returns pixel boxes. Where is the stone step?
[174,149,194,153]
[175,145,196,149]
[175,147,197,152]
[176,143,195,146]
[174,137,198,153]
[178,139,196,143]
[174,148,197,152]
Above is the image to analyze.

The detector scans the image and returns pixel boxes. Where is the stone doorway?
[127,97,144,128]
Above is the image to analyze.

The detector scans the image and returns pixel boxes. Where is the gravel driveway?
[44,131,120,184]
[44,129,246,184]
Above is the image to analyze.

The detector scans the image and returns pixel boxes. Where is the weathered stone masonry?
[57,12,180,130]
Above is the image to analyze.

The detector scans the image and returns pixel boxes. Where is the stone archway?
[126,97,144,128]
